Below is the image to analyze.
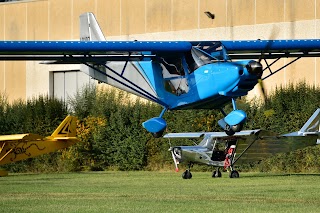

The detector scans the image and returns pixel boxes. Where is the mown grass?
[1,171,320,212]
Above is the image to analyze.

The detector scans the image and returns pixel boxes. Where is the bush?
[2,81,320,173]
[51,81,320,173]
[0,95,68,173]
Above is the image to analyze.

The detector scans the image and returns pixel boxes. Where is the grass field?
[1,171,320,212]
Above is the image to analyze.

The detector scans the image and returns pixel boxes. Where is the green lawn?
[0,171,320,212]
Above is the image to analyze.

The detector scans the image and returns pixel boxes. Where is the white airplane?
[165,109,320,179]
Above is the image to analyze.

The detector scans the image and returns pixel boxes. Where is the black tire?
[229,170,240,178]
[225,125,235,136]
[231,123,243,132]
[152,130,164,138]
[182,170,192,179]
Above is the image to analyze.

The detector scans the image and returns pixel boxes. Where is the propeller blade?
[258,79,267,103]
[258,25,279,63]
[171,151,179,172]
[257,26,278,102]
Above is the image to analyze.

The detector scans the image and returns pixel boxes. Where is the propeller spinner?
[246,60,263,77]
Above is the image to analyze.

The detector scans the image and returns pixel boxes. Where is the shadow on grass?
[240,172,320,178]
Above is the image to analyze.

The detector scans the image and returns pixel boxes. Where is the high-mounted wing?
[194,39,320,60]
[0,40,192,106]
[0,40,192,62]
[0,8,319,105]
[0,39,319,60]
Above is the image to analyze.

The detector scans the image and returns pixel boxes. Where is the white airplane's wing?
[163,132,206,138]
[163,129,261,139]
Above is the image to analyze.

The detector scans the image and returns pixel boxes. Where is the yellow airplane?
[0,116,79,176]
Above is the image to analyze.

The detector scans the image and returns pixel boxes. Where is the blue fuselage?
[158,60,258,110]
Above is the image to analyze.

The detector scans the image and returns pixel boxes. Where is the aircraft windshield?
[191,47,214,67]
[186,47,221,72]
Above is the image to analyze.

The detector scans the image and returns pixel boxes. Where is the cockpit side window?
[160,57,185,76]
[160,56,189,96]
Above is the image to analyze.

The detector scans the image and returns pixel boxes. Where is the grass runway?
[1,171,320,212]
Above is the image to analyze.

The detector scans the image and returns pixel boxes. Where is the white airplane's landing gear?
[229,170,240,178]
[212,170,222,178]
[182,170,192,179]
[182,163,193,179]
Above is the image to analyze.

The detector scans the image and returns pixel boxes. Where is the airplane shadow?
[241,173,320,178]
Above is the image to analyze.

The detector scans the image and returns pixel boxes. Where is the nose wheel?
[152,130,164,138]
[225,123,243,136]
[219,104,246,136]
[182,163,193,179]
[182,170,192,179]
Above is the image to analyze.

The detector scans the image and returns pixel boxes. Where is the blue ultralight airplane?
[0,13,320,138]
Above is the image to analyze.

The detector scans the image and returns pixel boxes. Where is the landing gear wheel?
[182,170,192,179]
[231,123,243,132]
[152,130,164,138]
[225,125,235,136]
[229,170,240,178]
[212,170,222,178]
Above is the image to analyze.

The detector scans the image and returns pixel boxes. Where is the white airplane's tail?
[299,108,320,134]
[283,108,320,137]
[80,12,105,41]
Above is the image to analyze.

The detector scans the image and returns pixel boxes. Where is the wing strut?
[263,58,278,75]
[262,56,301,80]
[232,135,260,166]
[82,61,169,107]
[120,53,131,76]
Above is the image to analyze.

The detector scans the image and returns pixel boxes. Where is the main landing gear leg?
[212,167,222,178]
[182,163,193,179]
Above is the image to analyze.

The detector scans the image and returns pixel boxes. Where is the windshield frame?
[188,47,221,71]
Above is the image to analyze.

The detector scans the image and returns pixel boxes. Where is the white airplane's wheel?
[182,170,192,179]
[229,170,240,178]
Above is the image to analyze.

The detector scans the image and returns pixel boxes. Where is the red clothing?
[224,146,235,169]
